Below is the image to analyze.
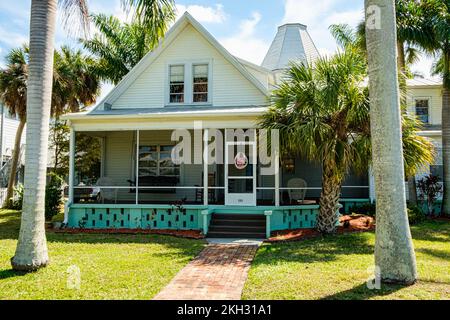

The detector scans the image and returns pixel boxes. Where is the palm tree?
[417,0,450,216]
[331,1,432,205]
[52,46,100,116]
[0,47,28,208]
[260,50,433,234]
[81,11,174,84]
[364,0,417,284]
[11,0,175,271]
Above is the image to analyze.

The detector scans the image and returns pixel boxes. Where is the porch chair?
[96,177,118,204]
[287,178,307,204]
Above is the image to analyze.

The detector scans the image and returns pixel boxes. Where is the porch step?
[207,231,266,239]
[207,213,266,239]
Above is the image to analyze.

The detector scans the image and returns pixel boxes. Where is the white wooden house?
[61,12,443,237]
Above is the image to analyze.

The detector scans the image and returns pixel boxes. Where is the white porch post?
[275,149,280,206]
[136,130,140,205]
[65,127,75,224]
[68,127,75,204]
[203,128,209,206]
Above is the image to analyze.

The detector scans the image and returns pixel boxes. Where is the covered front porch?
[64,119,371,237]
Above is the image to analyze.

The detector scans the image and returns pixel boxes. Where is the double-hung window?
[169,65,185,103]
[193,64,209,103]
[139,145,180,178]
[415,99,430,124]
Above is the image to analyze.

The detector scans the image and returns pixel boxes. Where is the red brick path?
[153,244,258,300]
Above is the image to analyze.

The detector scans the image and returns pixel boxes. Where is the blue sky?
[0,0,436,99]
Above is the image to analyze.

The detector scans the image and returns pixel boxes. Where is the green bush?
[407,205,426,225]
[6,183,24,210]
[348,203,376,217]
[45,173,64,221]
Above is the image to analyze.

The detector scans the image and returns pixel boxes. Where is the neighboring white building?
[0,104,26,166]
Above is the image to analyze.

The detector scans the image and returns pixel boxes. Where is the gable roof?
[92,12,269,112]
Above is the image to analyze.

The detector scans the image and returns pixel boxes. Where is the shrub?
[407,205,426,225]
[348,202,376,217]
[417,174,442,216]
[45,173,64,221]
[6,183,24,210]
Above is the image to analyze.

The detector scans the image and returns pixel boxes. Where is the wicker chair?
[287,178,307,204]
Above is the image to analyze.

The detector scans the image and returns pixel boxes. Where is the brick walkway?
[153,244,259,300]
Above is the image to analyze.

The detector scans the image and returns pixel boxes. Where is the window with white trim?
[193,64,209,103]
[169,65,185,103]
[138,145,180,177]
[415,98,429,124]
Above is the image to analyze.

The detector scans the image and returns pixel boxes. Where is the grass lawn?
[0,209,206,299]
[243,220,450,300]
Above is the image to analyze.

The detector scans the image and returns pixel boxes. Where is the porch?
[65,128,371,237]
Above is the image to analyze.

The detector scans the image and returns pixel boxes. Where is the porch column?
[136,130,140,205]
[68,127,75,204]
[274,149,280,206]
[65,127,75,224]
[203,128,209,206]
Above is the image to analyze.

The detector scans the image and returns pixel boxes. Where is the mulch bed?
[50,228,205,240]
[267,214,375,243]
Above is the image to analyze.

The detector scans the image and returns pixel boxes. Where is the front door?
[225,141,257,206]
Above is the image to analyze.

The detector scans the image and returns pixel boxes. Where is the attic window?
[193,64,208,103]
[169,65,185,103]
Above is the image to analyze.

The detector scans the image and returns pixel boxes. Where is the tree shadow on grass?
[253,232,375,267]
[410,220,450,242]
[321,282,405,300]
[416,248,450,260]
[0,268,28,280]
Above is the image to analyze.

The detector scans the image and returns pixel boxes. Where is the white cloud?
[176,4,227,24]
[0,26,28,48]
[220,12,270,64]
[282,0,363,56]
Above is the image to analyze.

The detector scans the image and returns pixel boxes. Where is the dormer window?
[169,65,185,103]
[193,64,208,103]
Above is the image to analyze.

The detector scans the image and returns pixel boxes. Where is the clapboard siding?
[104,131,134,186]
[113,24,268,109]
[103,130,202,194]
[407,87,442,125]
[0,117,26,157]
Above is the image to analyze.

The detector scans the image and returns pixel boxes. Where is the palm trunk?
[441,86,450,216]
[397,41,418,204]
[11,0,57,271]
[317,161,341,234]
[4,119,25,207]
[365,0,417,284]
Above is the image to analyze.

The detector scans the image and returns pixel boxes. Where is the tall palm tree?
[52,46,100,116]
[81,10,174,84]
[11,0,175,271]
[418,0,450,216]
[365,0,417,284]
[0,45,100,210]
[331,1,432,205]
[260,50,433,234]
[0,47,28,207]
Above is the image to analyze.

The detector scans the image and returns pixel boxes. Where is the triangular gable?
[92,12,269,112]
